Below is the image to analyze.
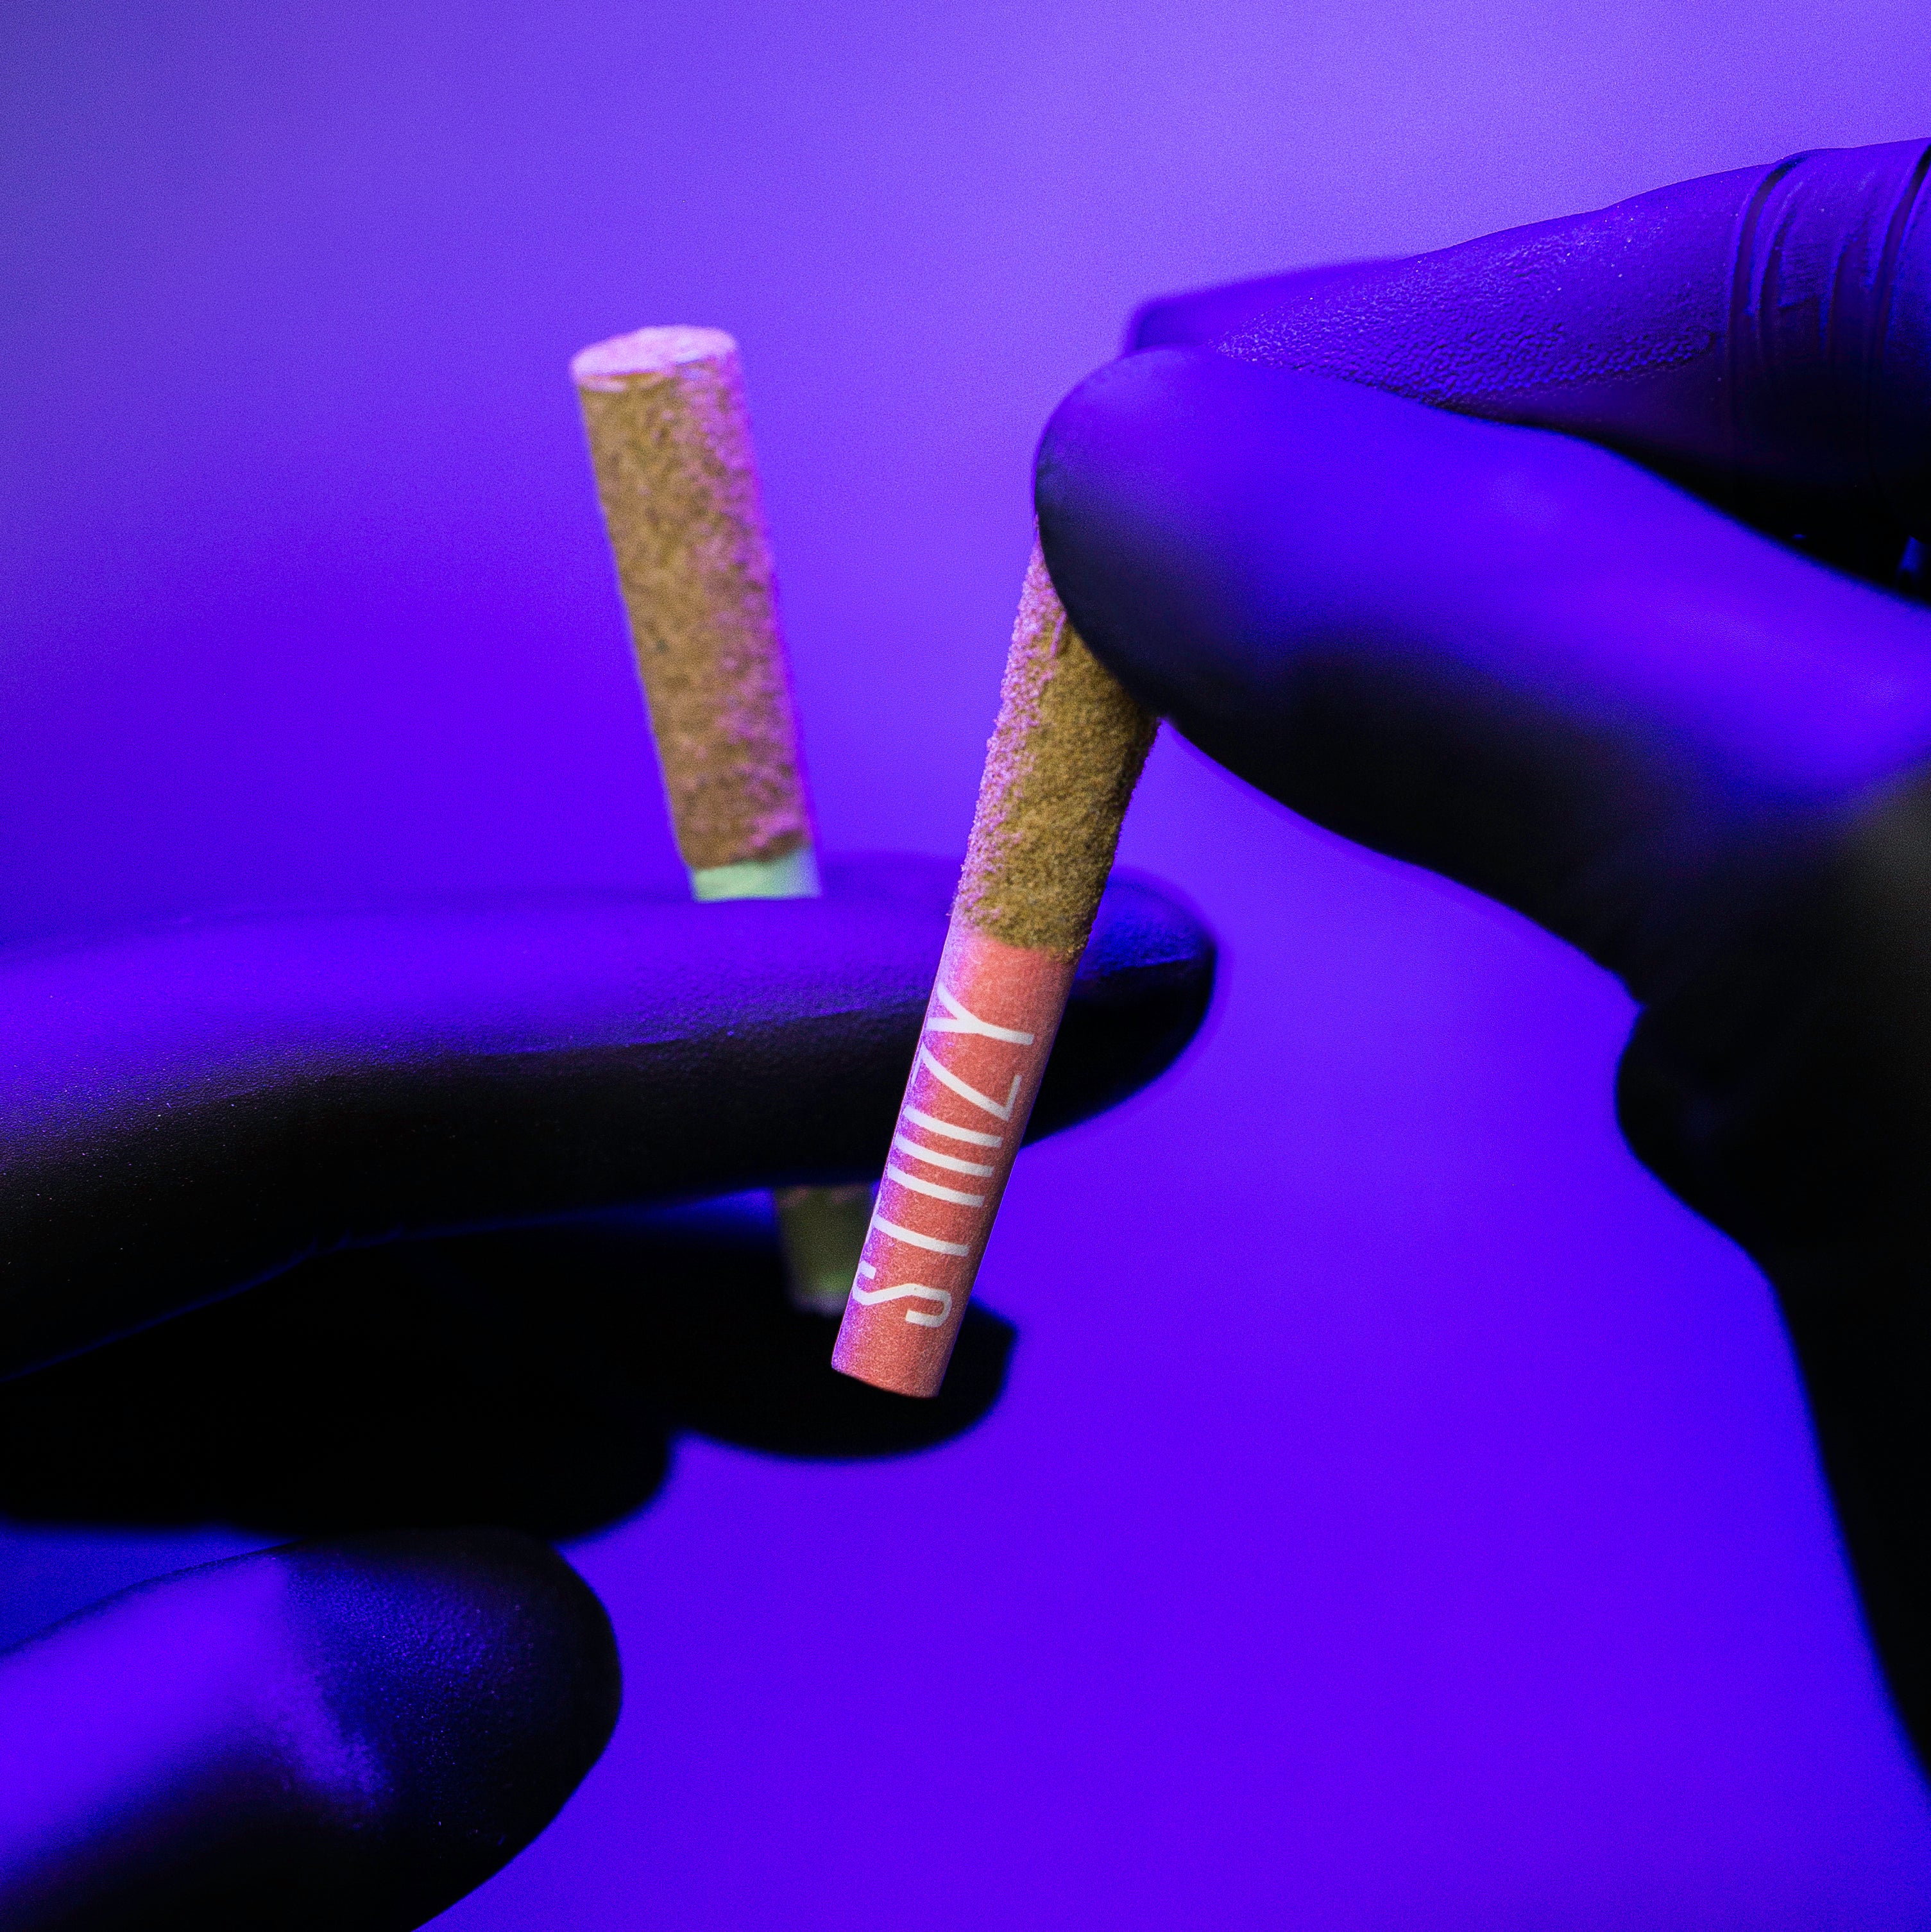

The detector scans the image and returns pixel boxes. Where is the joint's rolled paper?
[831,545,1157,1397]
[573,325,859,1313]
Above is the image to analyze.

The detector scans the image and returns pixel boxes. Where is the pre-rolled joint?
[576,325,840,1313]
[573,327,815,875]
[833,547,1156,1397]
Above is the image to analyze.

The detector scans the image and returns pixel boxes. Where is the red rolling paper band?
[831,930,1075,1398]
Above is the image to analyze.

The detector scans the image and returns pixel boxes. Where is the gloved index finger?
[1037,349,1931,1000]
[1137,139,1931,552]
[0,855,1213,1380]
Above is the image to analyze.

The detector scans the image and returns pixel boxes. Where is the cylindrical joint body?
[573,325,817,897]
[833,546,1157,1396]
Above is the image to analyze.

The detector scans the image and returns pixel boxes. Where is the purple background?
[6,2,1931,1922]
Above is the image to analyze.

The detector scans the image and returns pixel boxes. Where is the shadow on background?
[0,1197,1014,1542]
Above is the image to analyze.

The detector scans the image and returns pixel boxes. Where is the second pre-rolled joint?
[574,325,817,889]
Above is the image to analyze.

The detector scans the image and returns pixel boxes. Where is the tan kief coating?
[953,545,1159,959]
[576,346,812,872]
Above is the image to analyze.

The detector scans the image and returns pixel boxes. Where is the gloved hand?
[1036,139,1931,1765]
[0,852,1214,1927]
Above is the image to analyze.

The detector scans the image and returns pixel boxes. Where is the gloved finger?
[507,1201,1021,1462]
[0,1203,1017,1540]
[0,1530,619,1931]
[1132,139,1931,570]
[1035,348,1931,998]
[0,854,1212,1380]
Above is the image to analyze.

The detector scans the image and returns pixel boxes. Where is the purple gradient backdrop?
[6,1,1931,1923]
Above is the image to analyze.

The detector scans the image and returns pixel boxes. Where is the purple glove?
[1037,140,1931,1762]
[0,855,1214,1926]
[0,1531,617,1932]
